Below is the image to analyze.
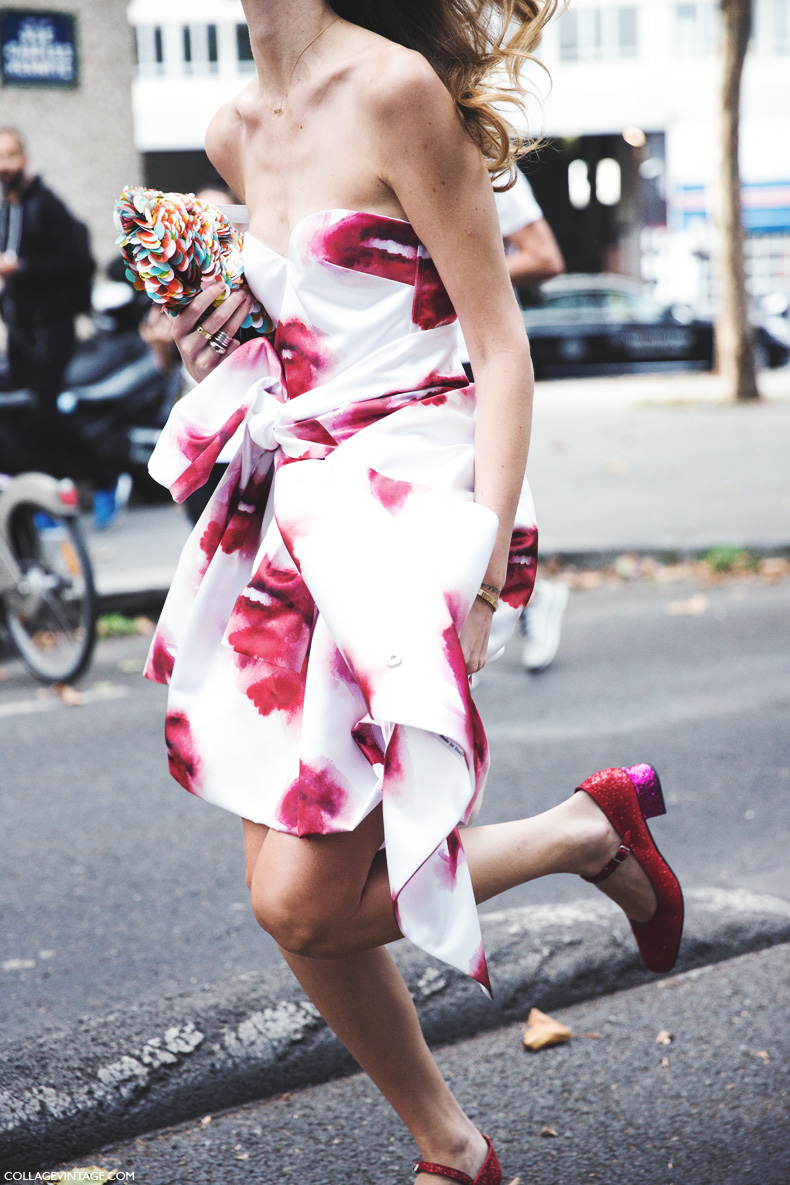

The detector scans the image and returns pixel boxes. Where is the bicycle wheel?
[1,503,97,683]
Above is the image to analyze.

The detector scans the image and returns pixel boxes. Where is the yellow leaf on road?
[522,1008,572,1050]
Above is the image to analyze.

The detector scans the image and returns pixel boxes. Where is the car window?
[607,291,665,322]
[543,291,609,310]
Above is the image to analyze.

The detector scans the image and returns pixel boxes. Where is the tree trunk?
[716,0,759,401]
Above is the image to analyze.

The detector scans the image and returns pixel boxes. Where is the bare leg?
[249,792,657,958]
[280,943,490,1183]
[243,790,658,1181]
[243,818,487,1182]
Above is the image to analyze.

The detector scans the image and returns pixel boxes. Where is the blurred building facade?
[0,0,141,265]
[125,0,790,312]
[127,0,252,195]
[532,0,790,312]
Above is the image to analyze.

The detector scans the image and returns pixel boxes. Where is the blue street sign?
[0,9,79,87]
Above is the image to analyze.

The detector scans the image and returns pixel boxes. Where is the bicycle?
[0,407,98,683]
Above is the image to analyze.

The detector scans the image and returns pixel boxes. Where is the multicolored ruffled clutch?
[113,186,273,336]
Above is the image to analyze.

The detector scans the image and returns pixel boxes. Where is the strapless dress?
[145,209,538,993]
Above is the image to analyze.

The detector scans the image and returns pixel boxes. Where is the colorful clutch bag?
[113,186,273,335]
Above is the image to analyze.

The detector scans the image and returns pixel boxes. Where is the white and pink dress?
[145,209,538,994]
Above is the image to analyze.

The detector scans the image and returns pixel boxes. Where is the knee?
[250,884,345,958]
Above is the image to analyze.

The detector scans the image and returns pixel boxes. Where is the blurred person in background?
[0,127,121,526]
[460,169,570,674]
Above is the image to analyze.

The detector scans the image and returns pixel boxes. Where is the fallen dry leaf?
[53,683,84,707]
[661,1057,670,1070]
[666,593,709,617]
[754,1050,769,1062]
[539,1125,559,1138]
[656,1030,673,1045]
[759,557,790,581]
[522,1008,572,1050]
[236,1153,249,1160]
[200,1115,212,1126]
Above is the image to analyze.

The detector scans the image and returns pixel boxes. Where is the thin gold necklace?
[272,15,340,115]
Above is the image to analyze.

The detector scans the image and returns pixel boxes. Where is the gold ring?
[195,325,213,341]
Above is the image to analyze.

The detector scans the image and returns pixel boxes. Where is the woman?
[144,4,683,1182]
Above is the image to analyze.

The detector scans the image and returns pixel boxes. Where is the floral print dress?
[145,209,538,994]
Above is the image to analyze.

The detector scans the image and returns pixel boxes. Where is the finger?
[172,282,224,340]
[199,289,250,336]
[222,296,255,339]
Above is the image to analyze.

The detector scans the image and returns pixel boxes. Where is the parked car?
[521,274,790,379]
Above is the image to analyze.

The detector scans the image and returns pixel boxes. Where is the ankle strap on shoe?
[581,841,631,884]
[414,1161,474,1184]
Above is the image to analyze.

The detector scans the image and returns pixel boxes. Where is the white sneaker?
[522,580,569,672]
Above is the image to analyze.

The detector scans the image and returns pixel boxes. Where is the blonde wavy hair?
[332,0,560,187]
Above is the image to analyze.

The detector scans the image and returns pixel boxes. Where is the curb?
[2,887,789,1169]
[540,543,790,571]
[94,543,790,618]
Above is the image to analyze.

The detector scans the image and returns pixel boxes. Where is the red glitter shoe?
[415,1134,502,1184]
[575,764,684,974]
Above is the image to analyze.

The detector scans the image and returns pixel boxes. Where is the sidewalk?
[51,942,790,1185]
[86,370,790,612]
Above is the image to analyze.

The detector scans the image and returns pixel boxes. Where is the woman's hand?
[459,596,495,676]
[170,282,253,383]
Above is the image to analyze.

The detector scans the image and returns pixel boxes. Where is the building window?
[183,26,192,65]
[674,4,718,57]
[596,158,622,205]
[559,10,579,60]
[207,24,218,65]
[756,0,790,52]
[133,25,166,77]
[568,159,591,208]
[558,7,639,62]
[237,23,254,69]
[617,7,638,56]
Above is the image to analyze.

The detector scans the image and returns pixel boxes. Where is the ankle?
[566,792,619,878]
[416,1126,487,1179]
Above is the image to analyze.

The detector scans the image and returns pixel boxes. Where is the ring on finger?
[195,325,214,342]
[211,330,234,351]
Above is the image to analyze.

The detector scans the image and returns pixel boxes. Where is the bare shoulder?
[204,87,252,195]
[363,42,459,132]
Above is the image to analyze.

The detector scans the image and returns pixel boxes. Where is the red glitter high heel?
[575,763,684,974]
[415,1134,502,1185]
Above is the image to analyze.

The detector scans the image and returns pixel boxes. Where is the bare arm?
[505,218,564,285]
[369,55,533,672]
[168,101,251,382]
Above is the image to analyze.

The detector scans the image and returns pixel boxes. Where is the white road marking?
[0,684,130,719]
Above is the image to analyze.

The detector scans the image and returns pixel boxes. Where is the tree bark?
[716,0,759,401]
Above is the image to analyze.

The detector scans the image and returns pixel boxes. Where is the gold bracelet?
[476,587,499,612]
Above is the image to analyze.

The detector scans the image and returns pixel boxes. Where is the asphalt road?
[2,573,789,1043]
[52,943,790,1185]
